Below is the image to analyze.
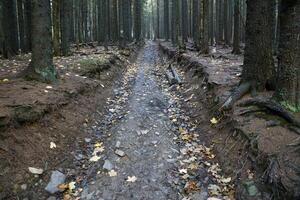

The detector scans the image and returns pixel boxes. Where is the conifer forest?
[0,0,299,199]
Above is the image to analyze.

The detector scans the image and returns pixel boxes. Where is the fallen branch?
[168,65,182,84]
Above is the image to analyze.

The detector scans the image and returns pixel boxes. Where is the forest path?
[81,42,180,200]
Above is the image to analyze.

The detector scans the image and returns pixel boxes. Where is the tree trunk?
[201,0,209,54]
[181,0,188,43]
[25,0,57,83]
[61,0,72,56]
[134,0,142,41]
[275,0,300,112]
[242,0,274,91]
[112,0,119,42]
[164,0,170,40]
[52,0,60,56]
[192,0,200,49]
[157,0,160,39]
[2,0,19,58]
[17,0,25,53]
[232,0,241,54]
[24,0,32,52]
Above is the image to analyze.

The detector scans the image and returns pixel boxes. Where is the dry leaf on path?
[126,176,137,182]
[50,142,57,149]
[210,117,218,124]
[108,170,117,177]
[89,155,101,162]
[28,167,43,175]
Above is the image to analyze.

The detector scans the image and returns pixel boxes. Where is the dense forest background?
[0,0,298,112]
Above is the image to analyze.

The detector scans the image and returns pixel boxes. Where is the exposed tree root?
[220,82,253,110]
[238,98,300,128]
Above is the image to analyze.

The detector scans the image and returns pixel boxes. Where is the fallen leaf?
[28,167,43,175]
[46,85,53,89]
[50,142,57,149]
[126,176,137,182]
[108,170,117,177]
[179,169,188,174]
[221,177,232,183]
[2,79,9,82]
[89,155,101,162]
[210,117,218,124]
[94,142,103,148]
[68,181,76,192]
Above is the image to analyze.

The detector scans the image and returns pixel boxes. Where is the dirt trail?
[81,42,179,199]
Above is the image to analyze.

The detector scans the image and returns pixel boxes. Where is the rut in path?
[81,42,180,200]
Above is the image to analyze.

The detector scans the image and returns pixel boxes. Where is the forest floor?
[0,41,299,200]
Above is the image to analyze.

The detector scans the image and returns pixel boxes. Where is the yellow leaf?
[2,79,9,82]
[94,142,103,148]
[210,117,218,124]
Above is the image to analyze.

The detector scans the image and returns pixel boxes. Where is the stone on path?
[115,149,125,157]
[103,160,113,170]
[45,170,66,194]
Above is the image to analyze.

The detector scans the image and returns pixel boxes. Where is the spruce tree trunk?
[2,0,19,58]
[275,1,300,112]
[242,0,274,91]
[156,0,160,39]
[61,0,72,56]
[232,0,241,54]
[26,0,57,83]
[112,0,119,42]
[181,0,188,43]
[17,0,25,53]
[122,0,131,41]
[164,0,170,40]
[192,0,200,49]
[52,0,60,56]
[134,0,142,41]
[24,0,32,52]
[201,0,209,53]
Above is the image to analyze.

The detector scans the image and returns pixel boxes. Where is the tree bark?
[2,0,19,58]
[201,0,209,54]
[134,0,142,41]
[25,0,57,83]
[52,0,60,56]
[61,0,72,56]
[164,0,169,40]
[232,0,241,54]
[275,0,300,112]
[17,0,25,53]
[242,0,274,91]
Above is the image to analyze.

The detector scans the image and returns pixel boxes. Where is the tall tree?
[171,0,180,45]
[24,0,32,52]
[192,0,200,49]
[241,0,274,91]
[52,0,60,56]
[134,0,142,41]
[60,0,72,56]
[2,0,19,58]
[275,0,300,112]
[232,0,241,54]
[17,0,25,52]
[181,0,188,43]
[25,0,57,83]
[164,0,170,40]
[156,0,160,39]
[111,0,119,42]
[201,0,209,53]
